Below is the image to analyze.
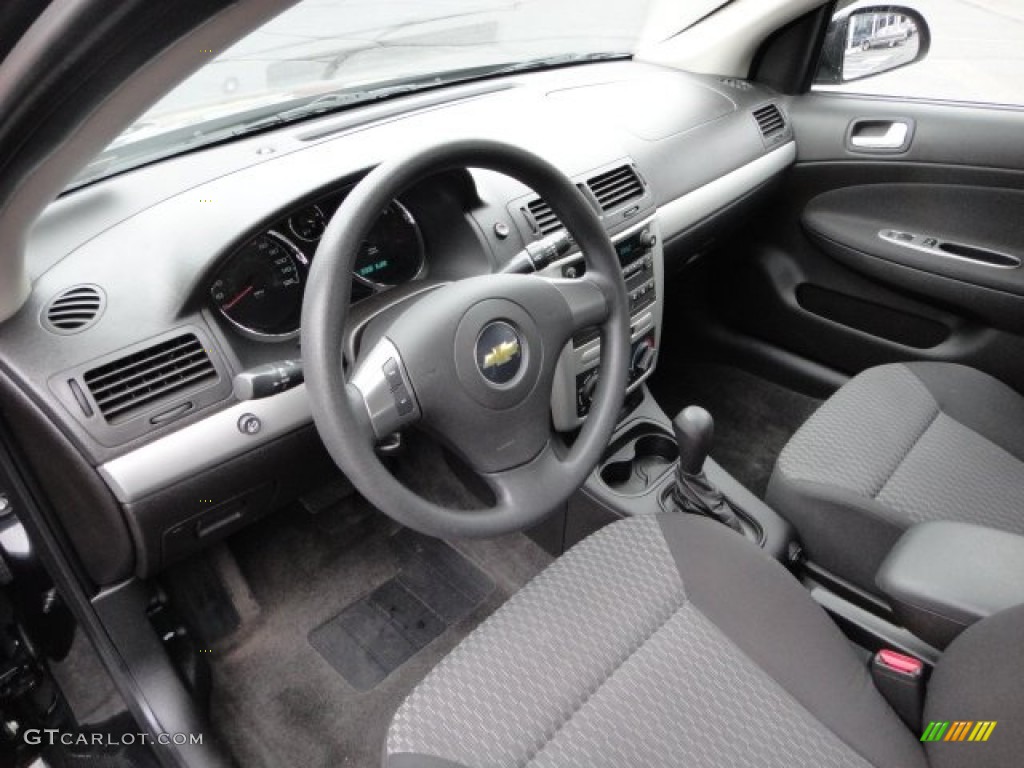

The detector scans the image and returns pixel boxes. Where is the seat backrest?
[923,603,1024,768]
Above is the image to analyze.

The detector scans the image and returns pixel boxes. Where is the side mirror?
[816,5,930,84]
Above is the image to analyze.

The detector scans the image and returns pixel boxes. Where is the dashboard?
[0,60,796,586]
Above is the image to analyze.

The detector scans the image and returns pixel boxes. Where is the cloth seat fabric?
[385,514,927,768]
[766,362,1024,592]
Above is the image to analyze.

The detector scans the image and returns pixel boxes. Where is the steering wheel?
[301,139,630,538]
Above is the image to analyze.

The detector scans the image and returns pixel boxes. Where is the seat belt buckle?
[871,649,926,731]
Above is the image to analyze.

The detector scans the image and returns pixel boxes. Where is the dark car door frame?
[0,2,301,766]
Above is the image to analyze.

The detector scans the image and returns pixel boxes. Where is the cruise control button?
[382,358,403,390]
[394,384,414,416]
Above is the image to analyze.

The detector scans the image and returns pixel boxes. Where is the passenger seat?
[767,362,1024,592]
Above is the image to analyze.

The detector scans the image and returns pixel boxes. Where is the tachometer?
[353,200,424,288]
[210,233,304,337]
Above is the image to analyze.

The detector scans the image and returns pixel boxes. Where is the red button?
[877,649,923,676]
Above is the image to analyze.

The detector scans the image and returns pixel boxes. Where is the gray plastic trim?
[658,141,795,238]
[98,385,310,503]
[349,337,420,439]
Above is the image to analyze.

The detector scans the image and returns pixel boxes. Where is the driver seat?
[385,514,1021,768]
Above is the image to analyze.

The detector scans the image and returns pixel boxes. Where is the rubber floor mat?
[309,529,494,690]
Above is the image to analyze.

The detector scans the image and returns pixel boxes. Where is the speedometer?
[353,200,424,288]
[210,233,304,337]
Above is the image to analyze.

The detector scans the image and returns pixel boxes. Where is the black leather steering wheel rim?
[301,139,630,538]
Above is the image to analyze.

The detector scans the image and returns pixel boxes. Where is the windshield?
[72,0,726,188]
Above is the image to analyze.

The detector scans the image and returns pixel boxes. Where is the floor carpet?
[167,365,819,765]
[175,493,552,768]
[649,360,822,497]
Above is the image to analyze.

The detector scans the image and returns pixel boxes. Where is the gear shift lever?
[671,406,743,532]
[675,406,715,475]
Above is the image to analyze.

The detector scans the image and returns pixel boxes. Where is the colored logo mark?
[921,721,997,742]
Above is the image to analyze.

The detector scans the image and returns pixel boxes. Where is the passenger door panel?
[802,183,1024,331]
[721,93,1024,392]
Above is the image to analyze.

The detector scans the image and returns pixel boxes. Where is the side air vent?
[84,333,216,423]
[524,197,562,236]
[753,103,786,138]
[587,164,644,212]
[42,285,105,334]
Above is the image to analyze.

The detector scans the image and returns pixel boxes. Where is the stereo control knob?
[640,229,657,249]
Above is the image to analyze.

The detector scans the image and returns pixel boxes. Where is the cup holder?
[599,427,678,496]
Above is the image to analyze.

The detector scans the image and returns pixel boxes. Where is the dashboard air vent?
[753,103,786,138]
[587,164,643,212]
[42,285,105,334]
[84,333,216,423]
[524,197,562,236]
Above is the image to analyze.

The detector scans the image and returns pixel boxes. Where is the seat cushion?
[386,514,925,768]
[767,363,1024,592]
[924,604,1024,768]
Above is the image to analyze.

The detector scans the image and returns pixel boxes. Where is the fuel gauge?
[288,204,326,243]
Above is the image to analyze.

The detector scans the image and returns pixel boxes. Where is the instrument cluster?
[209,191,425,339]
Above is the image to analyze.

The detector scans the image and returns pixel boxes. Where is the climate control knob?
[630,338,657,378]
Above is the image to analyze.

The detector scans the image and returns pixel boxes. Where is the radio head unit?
[547,215,665,431]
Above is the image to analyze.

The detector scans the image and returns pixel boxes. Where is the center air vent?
[42,285,105,334]
[524,197,562,236]
[84,333,216,423]
[587,164,644,212]
[753,103,786,138]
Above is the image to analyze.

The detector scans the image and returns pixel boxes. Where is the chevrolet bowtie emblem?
[482,340,520,369]
[477,322,524,385]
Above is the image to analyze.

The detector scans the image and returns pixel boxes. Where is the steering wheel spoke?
[349,336,422,441]
[543,273,611,339]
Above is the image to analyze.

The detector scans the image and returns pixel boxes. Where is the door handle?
[848,119,912,152]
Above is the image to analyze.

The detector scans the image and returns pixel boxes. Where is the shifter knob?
[673,406,714,475]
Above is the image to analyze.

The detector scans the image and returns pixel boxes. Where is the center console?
[530,211,794,564]
[533,382,798,563]
[546,214,664,431]
[876,522,1024,649]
